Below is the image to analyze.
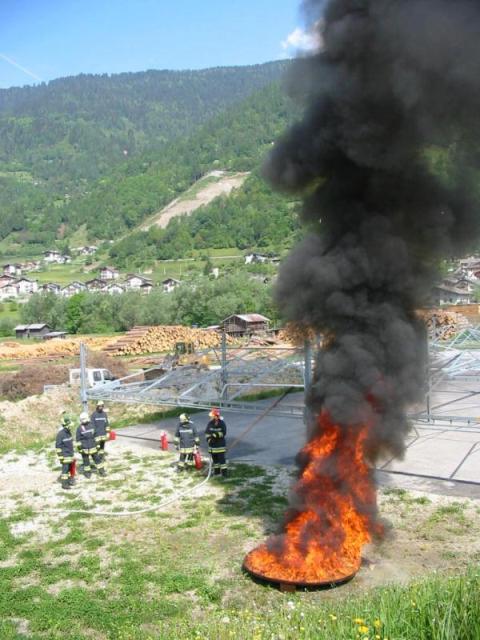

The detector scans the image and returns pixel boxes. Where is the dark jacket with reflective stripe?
[91,410,109,438]
[205,419,227,451]
[174,422,199,450]
[55,426,74,460]
[76,422,97,452]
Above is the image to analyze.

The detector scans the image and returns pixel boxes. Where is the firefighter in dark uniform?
[205,408,227,477]
[91,400,110,459]
[174,413,200,471]
[76,412,105,478]
[55,412,76,490]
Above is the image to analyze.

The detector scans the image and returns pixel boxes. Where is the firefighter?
[174,413,200,471]
[205,408,227,477]
[55,412,76,490]
[91,400,110,459]
[76,412,105,478]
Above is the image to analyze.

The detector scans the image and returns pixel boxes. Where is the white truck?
[69,368,119,388]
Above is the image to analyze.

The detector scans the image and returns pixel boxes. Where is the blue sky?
[0,0,307,88]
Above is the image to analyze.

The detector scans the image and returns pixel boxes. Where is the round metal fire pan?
[242,561,358,591]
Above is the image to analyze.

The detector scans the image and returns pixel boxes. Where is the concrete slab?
[114,384,480,495]
[384,437,477,477]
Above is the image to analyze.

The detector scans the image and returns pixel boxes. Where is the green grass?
[34,261,90,285]
[1,457,480,639]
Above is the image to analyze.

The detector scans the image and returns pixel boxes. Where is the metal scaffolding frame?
[85,330,480,427]
[87,340,311,418]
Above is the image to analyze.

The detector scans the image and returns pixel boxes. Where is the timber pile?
[419,309,469,341]
[0,336,114,361]
[278,323,319,346]
[104,325,229,355]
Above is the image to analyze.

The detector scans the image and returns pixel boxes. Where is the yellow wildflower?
[359,626,369,634]
[354,618,366,624]
[329,614,337,621]
[374,620,381,629]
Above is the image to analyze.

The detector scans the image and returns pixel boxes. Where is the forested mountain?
[1,70,299,253]
[0,61,288,193]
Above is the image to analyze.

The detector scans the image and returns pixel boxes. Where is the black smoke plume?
[267,0,480,460]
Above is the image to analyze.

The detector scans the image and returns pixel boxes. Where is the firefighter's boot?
[98,468,106,477]
[84,470,92,479]
[61,479,71,490]
[221,468,228,478]
[68,476,76,487]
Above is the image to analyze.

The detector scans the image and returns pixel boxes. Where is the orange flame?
[244,410,380,584]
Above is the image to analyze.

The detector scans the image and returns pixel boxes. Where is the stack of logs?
[104,325,230,356]
[418,309,469,341]
[278,311,469,346]
[0,336,114,361]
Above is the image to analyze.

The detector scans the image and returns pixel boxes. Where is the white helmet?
[179,413,189,423]
[80,412,89,423]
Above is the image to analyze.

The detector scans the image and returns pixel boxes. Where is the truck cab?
[69,368,118,388]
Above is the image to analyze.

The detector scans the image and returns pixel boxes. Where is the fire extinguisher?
[160,431,169,451]
[194,449,203,470]
[69,459,76,477]
[109,430,117,441]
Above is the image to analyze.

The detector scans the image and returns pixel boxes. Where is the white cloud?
[281,25,322,56]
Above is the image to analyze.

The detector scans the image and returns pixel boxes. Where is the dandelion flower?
[359,626,369,634]
[354,618,366,624]
[329,614,337,621]
[374,620,381,629]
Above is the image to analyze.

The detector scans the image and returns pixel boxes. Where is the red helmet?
[209,407,220,419]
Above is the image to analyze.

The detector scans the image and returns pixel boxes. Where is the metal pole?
[221,329,228,399]
[303,339,312,398]
[426,333,432,422]
[79,342,88,412]
[303,339,315,436]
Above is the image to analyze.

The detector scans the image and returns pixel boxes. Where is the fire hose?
[39,394,290,517]
[40,457,212,518]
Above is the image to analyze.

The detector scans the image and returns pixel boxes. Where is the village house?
[0,274,16,287]
[85,278,107,292]
[244,253,269,265]
[99,266,119,280]
[15,323,51,339]
[44,250,62,263]
[140,282,153,295]
[102,283,125,295]
[41,283,61,294]
[221,313,270,336]
[16,278,39,296]
[43,250,71,264]
[162,278,181,293]
[22,260,41,272]
[125,274,153,290]
[431,285,474,306]
[3,264,22,277]
[76,245,97,256]
[0,282,18,300]
[61,281,87,297]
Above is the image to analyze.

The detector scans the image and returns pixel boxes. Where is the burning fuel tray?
[242,560,357,592]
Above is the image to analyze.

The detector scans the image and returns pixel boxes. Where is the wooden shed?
[221,314,270,336]
[15,323,51,339]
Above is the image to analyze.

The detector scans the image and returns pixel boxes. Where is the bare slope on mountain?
[140,170,249,230]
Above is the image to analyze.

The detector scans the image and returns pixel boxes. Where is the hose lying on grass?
[41,457,213,517]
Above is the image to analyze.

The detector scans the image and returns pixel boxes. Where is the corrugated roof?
[15,323,48,331]
[225,314,270,323]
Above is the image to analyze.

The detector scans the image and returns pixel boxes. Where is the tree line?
[20,273,279,334]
